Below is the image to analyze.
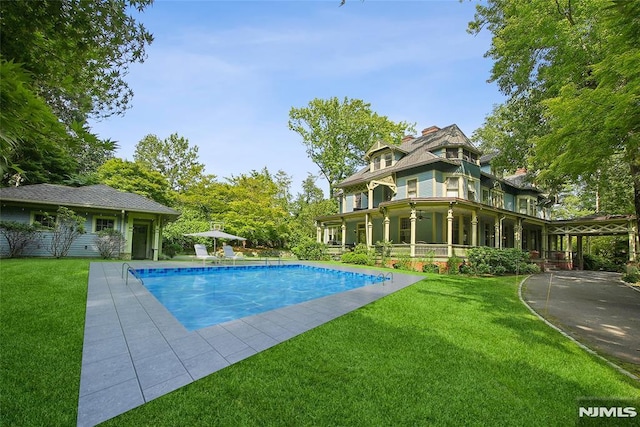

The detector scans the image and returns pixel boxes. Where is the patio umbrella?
[184,230,246,252]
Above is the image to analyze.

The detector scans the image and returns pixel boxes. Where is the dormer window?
[373,156,381,170]
[372,152,394,171]
[383,152,392,167]
[446,148,458,159]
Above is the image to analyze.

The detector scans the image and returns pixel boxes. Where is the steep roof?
[337,124,474,188]
[0,184,179,216]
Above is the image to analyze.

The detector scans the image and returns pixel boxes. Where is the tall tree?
[97,158,172,206]
[289,97,414,198]
[469,0,640,238]
[134,133,206,192]
[0,0,153,121]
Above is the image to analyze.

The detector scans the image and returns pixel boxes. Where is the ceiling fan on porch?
[417,210,430,221]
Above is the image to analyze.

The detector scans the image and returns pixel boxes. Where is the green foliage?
[622,266,639,284]
[374,240,393,266]
[291,238,328,261]
[341,243,375,266]
[97,158,173,206]
[134,133,207,192]
[0,220,42,257]
[466,247,538,275]
[94,228,125,259]
[470,0,640,238]
[392,253,413,271]
[446,255,462,275]
[422,263,440,273]
[289,97,415,197]
[0,0,153,121]
[42,207,86,258]
[162,242,182,259]
[583,254,620,273]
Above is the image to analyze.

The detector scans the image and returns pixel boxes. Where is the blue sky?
[89,0,503,196]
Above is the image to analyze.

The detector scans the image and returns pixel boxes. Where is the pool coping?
[77,261,424,427]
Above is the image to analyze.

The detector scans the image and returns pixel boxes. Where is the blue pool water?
[135,265,383,331]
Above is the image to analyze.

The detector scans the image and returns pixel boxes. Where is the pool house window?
[94,217,116,232]
[33,212,56,228]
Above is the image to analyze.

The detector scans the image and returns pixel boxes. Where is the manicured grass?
[1,259,90,426]
[1,260,638,426]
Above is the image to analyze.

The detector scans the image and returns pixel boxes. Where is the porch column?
[152,216,161,261]
[565,233,573,268]
[629,221,637,262]
[410,205,417,257]
[316,222,322,243]
[368,186,374,210]
[447,206,454,257]
[515,219,522,251]
[494,217,500,249]
[383,209,390,242]
[366,212,373,248]
[471,210,478,247]
[542,227,548,259]
[341,219,346,250]
[577,235,584,270]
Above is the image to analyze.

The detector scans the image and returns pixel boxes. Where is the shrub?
[422,263,440,273]
[41,207,86,258]
[622,266,639,284]
[94,229,125,259]
[342,244,374,266]
[163,242,182,258]
[466,247,539,275]
[0,221,42,257]
[446,255,462,274]
[392,253,413,270]
[292,238,329,261]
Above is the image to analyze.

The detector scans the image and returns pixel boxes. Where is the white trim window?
[446,177,459,198]
[400,217,411,243]
[407,178,418,198]
[94,217,116,233]
[466,178,477,202]
[33,212,56,228]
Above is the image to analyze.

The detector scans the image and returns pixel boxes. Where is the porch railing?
[327,243,470,258]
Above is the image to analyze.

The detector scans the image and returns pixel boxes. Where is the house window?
[95,217,115,232]
[400,217,411,243]
[33,213,56,228]
[466,179,477,202]
[407,179,417,198]
[519,199,528,214]
[373,156,381,170]
[482,189,490,204]
[446,148,458,159]
[383,152,392,167]
[354,193,362,210]
[383,186,393,202]
[462,150,478,163]
[446,177,459,198]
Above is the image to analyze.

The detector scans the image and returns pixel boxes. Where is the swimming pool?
[134,265,384,331]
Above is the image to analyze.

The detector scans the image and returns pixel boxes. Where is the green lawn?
[1,259,638,426]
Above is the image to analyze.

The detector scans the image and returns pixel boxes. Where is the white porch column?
[494,217,500,249]
[341,219,346,250]
[366,213,373,247]
[383,209,390,242]
[316,222,322,243]
[368,186,374,210]
[447,206,454,257]
[410,206,417,257]
[471,210,478,247]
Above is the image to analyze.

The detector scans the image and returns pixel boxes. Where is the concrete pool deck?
[77,261,424,426]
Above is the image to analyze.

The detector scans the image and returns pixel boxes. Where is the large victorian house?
[315,124,637,267]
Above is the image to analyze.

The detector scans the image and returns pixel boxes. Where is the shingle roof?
[337,124,474,188]
[0,184,179,216]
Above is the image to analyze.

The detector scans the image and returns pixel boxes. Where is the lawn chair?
[222,245,243,265]
[194,244,218,266]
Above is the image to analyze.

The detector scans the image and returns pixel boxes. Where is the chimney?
[401,134,415,143]
[421,126,440,136]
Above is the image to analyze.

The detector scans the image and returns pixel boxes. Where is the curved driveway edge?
[522,271,640,378]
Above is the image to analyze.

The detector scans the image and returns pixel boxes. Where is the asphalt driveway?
[522,271,640,374]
